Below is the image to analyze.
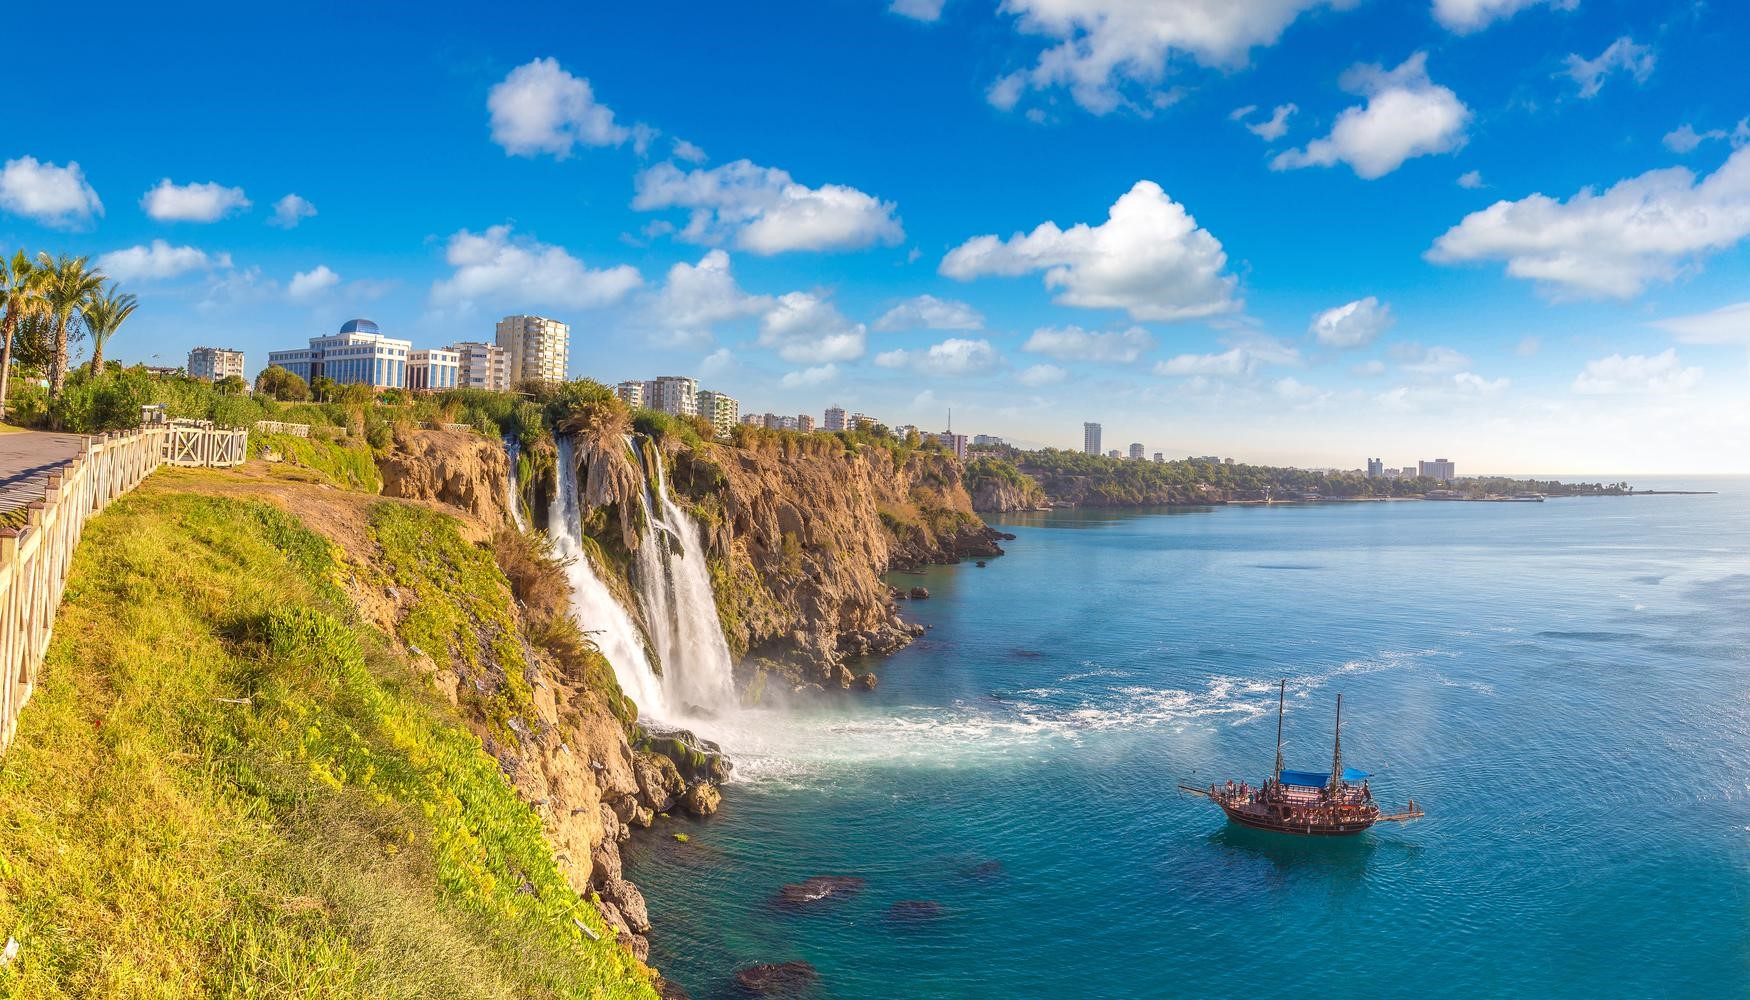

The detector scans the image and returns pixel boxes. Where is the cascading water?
[546,435,671,718]
[503,435,528,532]
[629,437,740,717]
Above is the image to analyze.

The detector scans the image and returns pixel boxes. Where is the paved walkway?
[0,431,87,520]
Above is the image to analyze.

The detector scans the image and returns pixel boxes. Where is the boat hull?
[1217,801,1376,837]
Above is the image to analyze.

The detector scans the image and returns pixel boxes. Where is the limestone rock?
[682,782,722,817]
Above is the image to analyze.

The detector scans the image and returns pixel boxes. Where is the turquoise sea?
[628,478,1750,998]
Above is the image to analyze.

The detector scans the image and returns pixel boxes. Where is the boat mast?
[1329,693,1344,794]
[1273,679,1286,784]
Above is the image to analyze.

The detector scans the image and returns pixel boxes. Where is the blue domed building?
[266,318,415,389]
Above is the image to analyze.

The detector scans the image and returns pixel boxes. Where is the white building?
[936,432,968,460]
[824,406,849,431]
[187,347,245,382]
[740,413,766,427]
[408,348,460,392]
[1084,422,1102,455]
[850,412,877,431]
[448,341,508,391]
[696,389,739,436]
[1129,443,1144,460]
[615,380,645,408]
[495,315,569,384]
[1418,458,1456,482]
[267,319,411,389]
[797,414,816,433]
[973,434,1005,447]
[647,376,699,417]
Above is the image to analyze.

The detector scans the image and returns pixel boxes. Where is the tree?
[0,250,48,420]
[38,253,105,400]
[255,364,310,401]
[215,374,249,395]
[80,284,138,377]
[310,375,337,402]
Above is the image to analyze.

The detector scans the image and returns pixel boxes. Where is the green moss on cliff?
[0,489,655,998]
[256,431,383,493]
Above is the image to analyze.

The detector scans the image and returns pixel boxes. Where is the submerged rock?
[958,859,1004,880]
[735,961,819,996]
[886,899,945,923]
[654,976,692,1000]
[773,875,866,908]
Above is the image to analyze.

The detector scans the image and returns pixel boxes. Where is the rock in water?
[682,782,722,817]
[773,875,866,908]
[909,586,930,600]
[958,859,1004,880]
[734,961,819,995]
[654,976,692,1000]
[855,672,878,691]
[886,899,945,924]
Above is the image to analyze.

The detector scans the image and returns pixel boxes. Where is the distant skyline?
[4,1,1749,473]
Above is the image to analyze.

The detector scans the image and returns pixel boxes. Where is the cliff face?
[378,427,511,525]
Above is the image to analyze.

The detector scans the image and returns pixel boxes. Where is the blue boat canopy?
[1278,768,1370,787]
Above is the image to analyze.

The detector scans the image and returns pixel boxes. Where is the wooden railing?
[0,424,248,750]
[253,420,311,438]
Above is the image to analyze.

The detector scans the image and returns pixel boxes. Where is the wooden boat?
[1180,681,1423,836]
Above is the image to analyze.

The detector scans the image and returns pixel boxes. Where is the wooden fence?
[0,424,248,750]
[253,420,311,438]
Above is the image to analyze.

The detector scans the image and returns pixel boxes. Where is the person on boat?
[1361,780,1372,802]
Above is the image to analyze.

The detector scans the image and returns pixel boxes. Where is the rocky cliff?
[965,457,1048,513]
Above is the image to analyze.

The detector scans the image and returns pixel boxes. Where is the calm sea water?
[628,478,1750,999]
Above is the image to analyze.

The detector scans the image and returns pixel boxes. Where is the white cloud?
[781,364,839,387]
[1021,324,1154,362]
[672,139,708,164]
[644,249,772,348]
[1272,52,1469,179]
[1652,301,1750,346]
[1016,363,1068,386]
[1427,146,1750,299]
[890,0,946,20]
[1310,296,1393,347]
[873,294,985,332]
[269,194,317,228]
[1392,343,1470,374]
[1432,0,1575,34]
[1152,336,1301,377]
[1375,369,1511,410]
[699,347,737,376]
[1515,335,1542,357]
[941,180,1239,321]
[991,0,1344,115]
[94,241,228,282]
[1233,103,1298,140]
[1458,170,1484,189]
[633,159,903,254]
[758,292,867,363]
[1272,376,1328,403]
[1351,358,1387,376]
[487,57,636,158]
[1563,37,1654,100]
[1451,371,1510,394]
[1572,349,1701,395]
[1663,119,1749,154]
[430,225,642,310]
[874,337,1002,376]
[0,156,103,228]
[141,179,250,222]
[288,265,341,301]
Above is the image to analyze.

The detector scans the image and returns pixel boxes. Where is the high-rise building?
[614,380,645,408]
[936,432,968,460]
[1153,452,1164,463]
[1418,458,1456,482]
[1402,466,1417,479]
[740,413,765,427]
[1106,449,1121,459]
[824,406,849,431]
[1129,443,1144,460]
[797,414,816,433]
[973,434,1005,447]
[1367,457,1385,478]
[407,348,460,392]
[851,412,877,431]
[495,315,569,384]
[187,346,245,382]
[267,319,411,389]
[696,389,739,436]
[449,341,508,391]
[1083,422,1102,455]
[647,376,698,417]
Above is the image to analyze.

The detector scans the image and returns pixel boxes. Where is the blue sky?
[4,0,1748,473]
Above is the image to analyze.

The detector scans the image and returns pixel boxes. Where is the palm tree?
[81,284,137,377]
[0,251,48,420]
[38,253,105,398]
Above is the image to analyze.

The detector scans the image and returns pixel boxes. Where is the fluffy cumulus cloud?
[1653,301,1750,345]
[890,0,946,20]
[270,194,317,228]
[487,57,641,158]
[1572,349,1702,395]
[633,160,903,254]
[1016,363,1068,386]
[780,364,839,387]
[1427,146,1750,299]
[1375,369,1510,411]
[643,249,772,347]
[1393,343,1470,374]
[94,241,229,282]
[288,265,341,300]
[1563,37,1654,100]
[0,156,103,227]
[1231,103,1297,140]
[941,181,1239,321]
[991,0,1344,115]
[1663,119,1750,154]
[430,225,642,309]
[873,294,985,332]
[1021,324,1154,362]
[1273,53,1469,179]
[141,179,250,222]
[1458,170,1484,189]
[1431,0,1576,33]
[758,292,867,363]
[874,337,1003,376]
[1309,296,1393,347]
[1153,336,1300,376]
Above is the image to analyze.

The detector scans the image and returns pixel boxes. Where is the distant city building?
[851,412,877,431]
[796,414,816,433]
[740,413,765,427]
[1402,466,1417,479]
[1367,457,1385,478]
[936,432,968,460]
[1129,443,1144,460]
[1083,422,1102,456]
[1195,455,1221,464]
[647,376,699,417]
[267,319,411,389]
[824,405,849,431]
[495,315,569,384]
[187,346,245,382]
[614,380,645,408]
[1153,452,1164,463]
[973,434,1005,447]
[1418,458,1456,482]
[449,341,508,391]
[696,389,739,436]
[894,424,920,440]
[407,348,460,392]
[1106,449,1121,459]
[761,413,798,431]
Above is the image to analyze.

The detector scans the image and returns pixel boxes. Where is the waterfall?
[503,435,528,532]
[547,435,671,719]
[629,437,740,717]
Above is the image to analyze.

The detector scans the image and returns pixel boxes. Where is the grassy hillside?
[0,487,655,999]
